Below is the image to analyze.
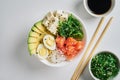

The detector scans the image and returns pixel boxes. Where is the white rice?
[47,49,66,64]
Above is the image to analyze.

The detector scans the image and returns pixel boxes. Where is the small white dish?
[83,0,115,17]
[89,51,120,80]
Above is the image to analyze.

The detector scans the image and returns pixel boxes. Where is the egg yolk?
[39,47,47,56]
[46,37,54,47]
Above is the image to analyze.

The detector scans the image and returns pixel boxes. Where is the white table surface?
[1,0,120,80]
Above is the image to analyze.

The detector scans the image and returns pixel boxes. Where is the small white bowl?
[89,51,120,80]
[34,10,87,67]
[83,0,115,17]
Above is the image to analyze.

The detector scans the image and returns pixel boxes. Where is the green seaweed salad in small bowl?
[89,51,120,80]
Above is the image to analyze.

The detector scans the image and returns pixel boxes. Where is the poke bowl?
[27,10,87,67]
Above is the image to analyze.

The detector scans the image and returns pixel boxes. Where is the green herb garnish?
[58,14,84,40]
[91,52,120,80]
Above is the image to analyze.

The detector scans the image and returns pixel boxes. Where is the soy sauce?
[88,0,111,14]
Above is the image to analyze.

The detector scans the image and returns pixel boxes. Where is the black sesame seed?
[47,23,49,24]
[52,20,55,22]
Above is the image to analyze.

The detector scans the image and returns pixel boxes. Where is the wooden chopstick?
[75,17,113,80]
[71,17,105,80]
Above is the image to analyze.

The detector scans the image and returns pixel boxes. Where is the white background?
[0,0,120,80]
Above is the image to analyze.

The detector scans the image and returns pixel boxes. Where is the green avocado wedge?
[28,21,46,55]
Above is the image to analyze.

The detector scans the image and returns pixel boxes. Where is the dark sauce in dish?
[88,0,112,14]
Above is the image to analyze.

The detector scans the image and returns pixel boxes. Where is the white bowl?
[83,0,115,17]
[89,51,120,80]
[31,10,87,67]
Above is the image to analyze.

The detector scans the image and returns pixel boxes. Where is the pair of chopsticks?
[71,17,113,80]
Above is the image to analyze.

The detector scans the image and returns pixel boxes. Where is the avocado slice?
[31,26,43,34]
[28,43,39,55]
[34,21,47,33]
[28,37,39,43]
[28,43,38,50]
[28,33,45,43]
[29,49,36,55]
[29,31,40,38]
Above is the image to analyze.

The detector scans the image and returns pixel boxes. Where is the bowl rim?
[89,51,120,80]
[33,10,87,67]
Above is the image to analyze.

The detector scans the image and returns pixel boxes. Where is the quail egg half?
[37,44,49,59]
[43,34,56,50]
